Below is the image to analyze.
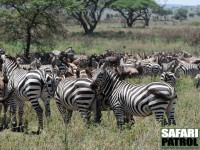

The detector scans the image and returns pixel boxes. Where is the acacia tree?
[111,0,159,27]
[153,7,173,21]
[0,0,69,59]
[68,0,116,35]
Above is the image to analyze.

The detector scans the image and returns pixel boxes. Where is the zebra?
[54,76,101,125]
[0,55,57,134]
[174,63,200,77]
[90,63,177,127]
[142,62,161,79]
[51,55,68,76]
[160,72,177,87]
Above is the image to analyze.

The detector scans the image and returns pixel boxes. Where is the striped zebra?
[160,72,177,87]
[174,63,200,77]
[0,55,56,134]
[51,55,68,76]
[54,76,101,125]
[142,62,161,78]
[90,63,177,126]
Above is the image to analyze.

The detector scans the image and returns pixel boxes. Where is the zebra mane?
[5,55,17,62]
[106,68,121,80]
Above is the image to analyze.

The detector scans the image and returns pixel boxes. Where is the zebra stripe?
[0,55,54,133]
[91,64,177,126]
[175,63,200,77]
[160,72,177,87]
[54,77,100,124]
[143,62,161,78]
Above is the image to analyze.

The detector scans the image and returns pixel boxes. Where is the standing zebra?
[174,63,200,77]
[90,63,177,126]
[142,62,161,79]
[0,55,56,134]
[54,76,100,125]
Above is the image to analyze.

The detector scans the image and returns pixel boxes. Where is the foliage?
[111,0,159,27]
[153,7,173,16]
[174,8,188,20]
[68,0,115,35]
[196,11,200,16]
[189,13,194,17]
[0,0,69,58]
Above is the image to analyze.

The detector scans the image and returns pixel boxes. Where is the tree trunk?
[83,24,97,35]
[24,28,31,60]
[144,19,149,26]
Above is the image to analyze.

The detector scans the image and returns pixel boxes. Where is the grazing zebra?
[175,63,200,77]
[160,72,177,87]
[142,62,161,78]
[54,76,100,125]
[90,63,177,126]
[0,55,56,134]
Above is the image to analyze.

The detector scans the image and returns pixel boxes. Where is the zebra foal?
[90,63,177,127]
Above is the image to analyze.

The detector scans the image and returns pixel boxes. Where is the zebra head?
[90,62,107,90]
[1,55,19,78]
[161,72,176,87]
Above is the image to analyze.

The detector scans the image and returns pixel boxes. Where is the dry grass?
[1,22,200,150]
[0,76,200,150]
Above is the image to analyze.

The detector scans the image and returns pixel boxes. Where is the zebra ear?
[1,54,6,60]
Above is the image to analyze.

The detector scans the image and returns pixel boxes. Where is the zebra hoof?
[31,129,42,135]
[168,120,176,126]
[17,126,24,132]
[11,127,18,132]
[11,123,17,132]
[0,125,3,131]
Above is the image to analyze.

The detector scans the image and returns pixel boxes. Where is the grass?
[1,22,200,149]
[0,76,200,150]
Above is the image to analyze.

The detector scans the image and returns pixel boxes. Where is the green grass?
[1,22,200,149]
[0,76,200,150]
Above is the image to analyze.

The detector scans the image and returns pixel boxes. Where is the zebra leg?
[10,98,18,132]
[42,98,51,121]
[17,102,24,132]
[91,97,102,123]
[166,98,176,126]
[2,103,9,129]
[56,102,68,125]
[112,106,125,127]
[66,109,73,123]
[30,100,43,134]
[0,104,3,131]
[149,99,169,126]
[79,109,91,125]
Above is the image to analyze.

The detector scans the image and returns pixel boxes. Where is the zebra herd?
[0,49,200,134]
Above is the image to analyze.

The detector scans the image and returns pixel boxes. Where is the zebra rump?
[54,76,100,125]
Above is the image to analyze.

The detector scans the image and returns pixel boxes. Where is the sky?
[156,0,200,6]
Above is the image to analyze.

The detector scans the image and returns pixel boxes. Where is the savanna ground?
[1,18,200,150]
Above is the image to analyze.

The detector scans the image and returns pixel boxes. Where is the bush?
[174,8,188,20]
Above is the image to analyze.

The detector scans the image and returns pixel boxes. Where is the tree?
[196,11,200,16]
[174,8,188,21]
[68,0,115,35]
[153,7,173,21]
[0,0,68,59]
[111,0,159,27]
